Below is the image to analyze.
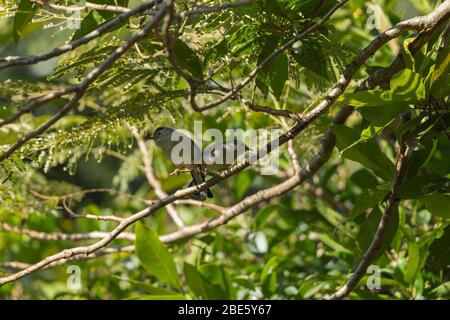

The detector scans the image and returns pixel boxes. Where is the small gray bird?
[148,127,213,200]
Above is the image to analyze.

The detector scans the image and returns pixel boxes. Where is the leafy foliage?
[0,0,449,300]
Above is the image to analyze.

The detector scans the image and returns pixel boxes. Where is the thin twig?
[32,0,131,13]
[0,86,76,128]
[242,98,304,122]
[0,261,32,270]
[0,221,135,241]
[287,139,301,173]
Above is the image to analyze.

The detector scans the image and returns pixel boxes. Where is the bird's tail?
[190,170,213,200]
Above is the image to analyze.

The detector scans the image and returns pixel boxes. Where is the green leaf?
[262,271,277,297]
[290,34,346,92]
[349,169,379,189]
[400,38,415,71]
[256,35,283,98]
[395,174,450,199]
[421,194,450,218]
[299,280,326,299]
[390,69,424,98]
[357,103,407,125]
[430,281,450,298]
[260,257,279,297]
[0,106,14,120]
[425,40,450,92]
[135,222,180,289]
[430,73,450,99]
[352,188,387,218]
[403,133,439,178]
[340,90,393,107]
[260,256,281,282]
[340,116,395,154]
[13,0,41,42]
[317,207,346,227]
[255,204,280,229]
[356,206,399,258]
[198,264,232,299]
[316,233,352,255]
[332,125,395,180]
[11,154,26,172]
[226,24,257,56]
[426,226,450,271]
[234,171,252,199]
[173,39,204,79]
[395,113,429,140]
[403,116,439,144]
[71,0,129,41]
[359,121,393,141]
[340,69,426,107]
[203,39,228,66]
[270,53,289,99]
[71,10,106,41]
[404,242,420,284]
[184,262,211,299]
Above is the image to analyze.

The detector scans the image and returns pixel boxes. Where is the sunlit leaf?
[135,222,180,289]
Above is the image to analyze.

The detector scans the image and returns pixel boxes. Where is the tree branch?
[329,144,411,300]
[242,98,303,122]
[32,0,131,13]
[0,86,76,128]
[0,221,135,241]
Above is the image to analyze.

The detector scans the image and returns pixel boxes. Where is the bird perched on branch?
[148,127,213,201]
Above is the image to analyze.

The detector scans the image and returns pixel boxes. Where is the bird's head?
[147,127,175,147]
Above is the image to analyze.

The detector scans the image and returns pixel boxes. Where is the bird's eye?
[156,131,162,136]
